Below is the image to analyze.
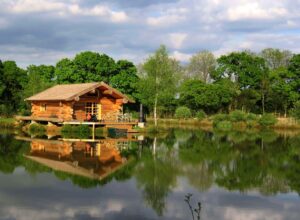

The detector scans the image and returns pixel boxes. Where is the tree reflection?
[134,137,179,216]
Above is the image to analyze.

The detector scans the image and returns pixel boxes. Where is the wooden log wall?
[30,89,125,122]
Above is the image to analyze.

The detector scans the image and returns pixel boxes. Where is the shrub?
[61,124,91,138]
[195,110,206,121]
[0,105,14,117]
[215,120,232,131]
[229,110,247,122]
[258,114,277,127]
[175,106,192,119]
[246,120,258,128]
[290,101,300,120]
[212,113,229,126]
[61,124,73,133]
[29,123,46,134]
[247,113,258,121]
[0,118,16,128]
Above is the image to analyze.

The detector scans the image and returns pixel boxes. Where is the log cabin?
[20,82,137,129]
[22,137,131,180]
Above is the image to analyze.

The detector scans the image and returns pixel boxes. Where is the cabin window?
[85,102,98,116]
[40,104,47,112]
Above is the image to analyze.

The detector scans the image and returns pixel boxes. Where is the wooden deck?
[16,115,139,133]
[16,116,138,125]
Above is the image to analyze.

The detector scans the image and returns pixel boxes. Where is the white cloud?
[171,51,191,62]
[169,33,187,49]
[9,0,66,13]
[226,2,287,21]
[147,14,185,27]
[3,0,129,23]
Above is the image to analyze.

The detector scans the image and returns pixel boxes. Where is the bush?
[29,123,46,134]
[247,113,258,121]
[175,106,192,119]
[258,114,277,127]
[61,124,91,138]
[229,110,247,122]
[290,101,300,120]
[215,120,232,131]
[212,113,229,126]
[0,118,16,128]
[195,110,206,121]
[0,105,14,117]
[61,124,73,133]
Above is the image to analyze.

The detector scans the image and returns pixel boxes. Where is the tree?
[0,60,5,98]
[269,67,299,116]
[110,60,139,99]
[137,45,181,126]
[288,54,300,94]
[24,66,55,99]
[0,61,27,114]
[260,48,292,70]
[187,50,216,83]
[55,51,118,84]
[179,79,237,113]
[213,52,269,113]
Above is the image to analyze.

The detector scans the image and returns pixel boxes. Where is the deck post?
[92,123,95,140]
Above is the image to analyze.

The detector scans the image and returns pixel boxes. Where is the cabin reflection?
[24,138,133,180]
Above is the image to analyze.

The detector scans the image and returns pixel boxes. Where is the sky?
[0,0,300,68]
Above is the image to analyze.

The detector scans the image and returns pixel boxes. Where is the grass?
[0,117,16,128]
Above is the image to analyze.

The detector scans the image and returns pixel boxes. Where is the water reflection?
[0,129,300,219]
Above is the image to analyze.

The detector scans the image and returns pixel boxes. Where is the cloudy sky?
[0,0,300,67]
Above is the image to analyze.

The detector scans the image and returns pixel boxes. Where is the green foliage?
[247,113,258,121]
[0,60,27,114]
[28,123,46,135]
[195,110,206,120]
[110,60,140,99]
[229,110,247,122]
[137,45,181,123]
[179,79,237,113]
[258,114,278,127]
[212,114,229,126]
[0,118,16,128]
[55,52,118,84]
[175,106,192,119]
[61,124,91,138]
[213,51,269,113]
[215,120,232,131]
[290,101,300,120]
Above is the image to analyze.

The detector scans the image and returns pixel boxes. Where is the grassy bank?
[0,117,17,128]
[146,113,300,130]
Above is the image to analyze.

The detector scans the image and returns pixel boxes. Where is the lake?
[0,128,300,220]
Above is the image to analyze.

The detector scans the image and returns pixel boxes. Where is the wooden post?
[92,123,95,140]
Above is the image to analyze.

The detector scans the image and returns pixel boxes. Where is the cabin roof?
[25,82,134,103]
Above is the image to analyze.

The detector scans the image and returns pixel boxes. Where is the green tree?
[0,61,27,114]
[213,52,269,113]
[288,54,300,95]
[55,51,118,84]
[137,45,181,126]
[187,50,216,83]
[24,65,55,96]
[179,79,237,113]
[110,60,139,99]
[269,67,299,116]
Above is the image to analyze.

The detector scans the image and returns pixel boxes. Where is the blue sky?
[0,0,299,67]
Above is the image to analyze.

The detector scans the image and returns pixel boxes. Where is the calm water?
[1,129,300,220]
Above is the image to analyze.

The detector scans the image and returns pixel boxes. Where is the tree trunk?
[154,94,158,127]
[262,92,265,114]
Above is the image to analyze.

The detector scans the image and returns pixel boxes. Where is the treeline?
[0,46,300,119]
